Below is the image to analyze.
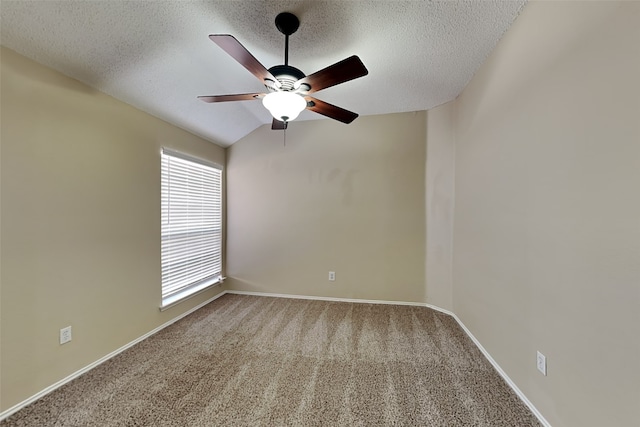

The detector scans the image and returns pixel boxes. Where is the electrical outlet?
[536,351,546,376]
[60,326,72,345]
[328,271,336,281]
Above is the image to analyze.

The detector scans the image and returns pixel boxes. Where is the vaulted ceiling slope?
[0,1,526,147]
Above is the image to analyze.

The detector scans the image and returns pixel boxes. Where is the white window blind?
[161,148,222,307]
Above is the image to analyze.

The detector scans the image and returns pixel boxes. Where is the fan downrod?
[275,12,299,36]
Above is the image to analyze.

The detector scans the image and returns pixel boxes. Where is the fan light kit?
[262,91,307,122]
[199,12,368,130]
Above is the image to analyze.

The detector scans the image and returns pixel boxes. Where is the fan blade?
[209,35,278,87]
[198,93,264,103]
[272,118,288,130]
[305,97,359,124]
[295,56,368,94]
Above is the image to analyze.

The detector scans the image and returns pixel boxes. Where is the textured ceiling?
[0,1,526,147]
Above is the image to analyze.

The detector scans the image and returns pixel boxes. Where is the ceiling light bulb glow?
[262,91,307,122]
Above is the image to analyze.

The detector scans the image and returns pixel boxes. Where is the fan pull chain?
[283,127,287,147]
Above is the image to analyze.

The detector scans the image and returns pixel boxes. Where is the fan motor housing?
[267,65,305,91]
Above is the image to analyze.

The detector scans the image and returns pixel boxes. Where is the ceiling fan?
[198,12,369,130]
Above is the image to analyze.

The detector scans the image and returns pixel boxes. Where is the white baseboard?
[227,289,552,427]
[0,290,228,421]
[2,289,551,427]
[448,312,552,427]
[226,290,427,307]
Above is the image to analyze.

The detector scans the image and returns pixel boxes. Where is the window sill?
[160,276,225,311]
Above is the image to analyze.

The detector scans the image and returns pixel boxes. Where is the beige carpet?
[2,294,541,426]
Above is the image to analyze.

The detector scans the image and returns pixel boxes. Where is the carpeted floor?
[2,294,541,426]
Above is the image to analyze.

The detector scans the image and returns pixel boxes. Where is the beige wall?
[451,2,640,426]
[0,47,226,411]
[425,102,455,311]
[226,112,426,303]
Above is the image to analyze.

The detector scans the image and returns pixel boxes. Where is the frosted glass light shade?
[262,91,307,122]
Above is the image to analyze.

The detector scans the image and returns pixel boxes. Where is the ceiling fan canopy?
[198,12,369,130]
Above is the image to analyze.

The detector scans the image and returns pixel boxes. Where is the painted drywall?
[0,46,226,411]
[226,112,426,303]
[451,2,640,426]
[425,102,455,311]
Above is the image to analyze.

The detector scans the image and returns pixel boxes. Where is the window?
[161,148,222,308]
